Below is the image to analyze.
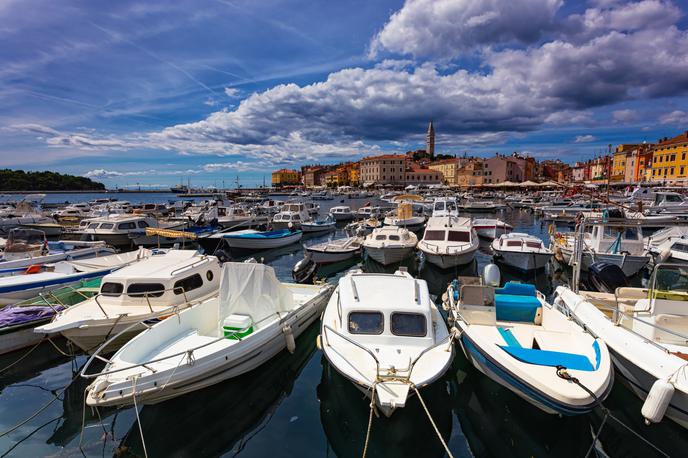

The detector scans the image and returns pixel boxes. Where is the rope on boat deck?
[132,375,149,458]
[555,366,670,458]
[411,383,454,458]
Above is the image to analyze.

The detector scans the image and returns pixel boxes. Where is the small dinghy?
[319,268,453,417]
[472,218,513,240]
[491,233,553,271]
[305,236,363,264]
[35,250,221,353]
[301,216,336,233]
[0,277,101,354]
[213,229,302,251]
[363,226,417,266]
[83,262,334,406]
[445,266,613,415]
[383,202,426,231]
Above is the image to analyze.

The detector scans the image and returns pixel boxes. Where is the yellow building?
[651,131,688,183]
[429,158,461,185]
[271,168,300,187]
[347,164,360,185]
[611,145,636,182]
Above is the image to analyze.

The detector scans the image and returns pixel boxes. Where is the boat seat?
[495,282,542,323]
[498,345,597,372]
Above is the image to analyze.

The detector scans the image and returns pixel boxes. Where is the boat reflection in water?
[419,258,478,297]
[450,356,591,458]
[318,358,452,458]
[118,322,320,457]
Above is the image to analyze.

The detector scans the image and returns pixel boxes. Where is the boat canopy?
[217,263,294,331]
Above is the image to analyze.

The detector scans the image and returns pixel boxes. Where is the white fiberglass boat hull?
[556,246,649,277]
[419,243,478,268]
[493,250,552,271]
[364,246,414,265]
[86,283,333,406]
[221,231,302,250]
[301,222,336,233]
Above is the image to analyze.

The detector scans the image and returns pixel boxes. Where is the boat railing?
[81,310,282,380]
[169,255,210,277]
[407,333,454,378]
[322,324,380,377]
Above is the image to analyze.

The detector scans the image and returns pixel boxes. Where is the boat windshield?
[424,230,445,241]
[448,231,470,242]
[348,311,383,335]
[653,265,688,300]
[5,228,46,253]
[391,312,427,337]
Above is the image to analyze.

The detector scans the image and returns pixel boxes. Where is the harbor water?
[0,193,685,457]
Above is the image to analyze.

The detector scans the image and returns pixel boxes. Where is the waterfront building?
[624,143,653,183]
[428,157,461,185]
[272,168,301,187]
[651,131,688,184]
[360,154,407,186]
[302,166,325,188]
[483,154,529,184]
[405,165,443,184]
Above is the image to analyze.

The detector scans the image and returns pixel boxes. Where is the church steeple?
[426,120,435,158]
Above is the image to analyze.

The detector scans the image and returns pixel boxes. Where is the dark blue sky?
[1,0,687,188]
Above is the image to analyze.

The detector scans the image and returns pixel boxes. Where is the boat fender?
[483,263,501,287]
[640,379,674,425]
[316,334,322,350]
[91,379,109,398]
[283,324,296,354]
[641,378,674,425]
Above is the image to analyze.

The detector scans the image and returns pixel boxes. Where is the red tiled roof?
[273,168,299,174]
[360,153,407,161]
[656,131,688,147]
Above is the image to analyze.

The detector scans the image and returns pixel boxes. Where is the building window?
[681,167,685,175]
[671,154,676,161]
[683,153,686,161]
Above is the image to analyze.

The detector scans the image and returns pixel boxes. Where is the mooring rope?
[411,384,454,458]
[132,375,149,458]
[0,338,45,375]
[361,382,377,458]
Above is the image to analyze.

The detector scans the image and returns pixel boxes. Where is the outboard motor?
[292,254,317,284]
[214,248,231,264]
[588,261,627,293]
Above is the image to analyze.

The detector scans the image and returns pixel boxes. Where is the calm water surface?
[0,194,685,457]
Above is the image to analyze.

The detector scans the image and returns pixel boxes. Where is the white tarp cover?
[218,262,294,331]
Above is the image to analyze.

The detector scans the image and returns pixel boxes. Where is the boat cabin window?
[624,227,639,239]
[101,282,124,297]
[100,223,114,229]
[137,221,149,228]
[391,312,427,337]
[173,273,204,295]
[525,241,541,249]
[375,235,386,241]
[424,230,445,241]
[673,243,688,252]
[293,215,300,221]
[507,241,522,247]
[348,311,384,335]
[433,202,445,211]
[87,222,99,229]
[389,235,400,241]
[447,231,470,242]
[127,283,166,298]
[447,201,457,212]
[118,222,137,230]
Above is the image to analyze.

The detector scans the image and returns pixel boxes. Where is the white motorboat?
[363,226,418,266]
[301,216,336,233]
[35,250,221,353]
[554,263,688,428]
[644,226,688,263]
[0,229,115,275]
[304,202,320,216]
[356,206,382,219]
[458,200,499,212]
[83,262,334,406]
[305,236,363,264]
[214,229,302,251]
[431,197,459,217]
[272,203,310,229]
[0,249,152,306]
[491,233,553,271]
[319,268,454,417]
[383,202,426,231]
[76,215,187,246]
[551,223,651,277]
[472,218,513,239]
[417,217,478,269]
[446,270,613,415]
[330,206,355,221]
[216,206,253,229]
